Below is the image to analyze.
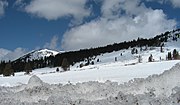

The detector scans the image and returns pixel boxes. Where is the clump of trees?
[173,49,179,60]
[167,49,179,60]
[131,48,138,54]
[3,63,14,77]
[167,52,172,60]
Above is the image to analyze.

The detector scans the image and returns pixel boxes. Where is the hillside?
[0,45,179,86]
[0,29,180,104]
[53,28,180,67]
[0,55,179,104]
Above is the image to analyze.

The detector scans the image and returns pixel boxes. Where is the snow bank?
[122,63,180,97]
[27,75,44,88]
[0,63,180,104]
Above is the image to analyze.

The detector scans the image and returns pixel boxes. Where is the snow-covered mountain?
[16,49,60,61]
[0,48,60,62]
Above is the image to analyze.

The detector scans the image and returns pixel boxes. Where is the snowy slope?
[166,29,180,47]
[0,48,179,104]
[73,46,180,69]
[0,45,180,86]
[0,61,179,104]
[0,58,179,87]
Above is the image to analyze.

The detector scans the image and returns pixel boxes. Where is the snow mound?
[27,75,44,88]
[0,63,180,104]
[122,63,180,97]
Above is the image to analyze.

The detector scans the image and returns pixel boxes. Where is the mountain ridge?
[15,48,60,62]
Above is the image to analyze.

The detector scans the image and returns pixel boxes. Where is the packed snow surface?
[0,60,179,87]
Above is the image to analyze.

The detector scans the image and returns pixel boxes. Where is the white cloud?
[101,0,121,18]
[22,0,90,23]
[44,36,59,50]
[169,0,180,8]
[0,48,27,61]
[0,48,11,59]
[0,0,8,16]
[61,0,177,51]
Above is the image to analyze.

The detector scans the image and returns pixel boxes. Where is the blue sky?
[0,0,180,53]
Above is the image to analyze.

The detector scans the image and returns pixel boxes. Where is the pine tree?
[0,61,5,75]
[24,63,32,74]
[135,49,138,54]
[115,57,117,61]
[97,59,100,62]
[91,61,94,65]
[131,48,136,54]
[56,68,59,72]
[80,63,84,68]
[61,58,70,71]
[85,60,90,66]
[173,49,179,60]
[140,47,143,52]
[3,63,13,77]
[138,55,142,63]
[168,52,172,60]
[120,53,123,56]
[148,54,153,62]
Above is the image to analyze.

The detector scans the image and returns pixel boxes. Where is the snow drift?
[0,63,180,104]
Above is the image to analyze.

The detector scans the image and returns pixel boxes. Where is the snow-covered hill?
[17,49,59,61]
[73,45,180,69]
[0,43,179,104]
[1,30,180,85]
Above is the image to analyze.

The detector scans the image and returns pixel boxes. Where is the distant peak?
[14,48,60,62]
